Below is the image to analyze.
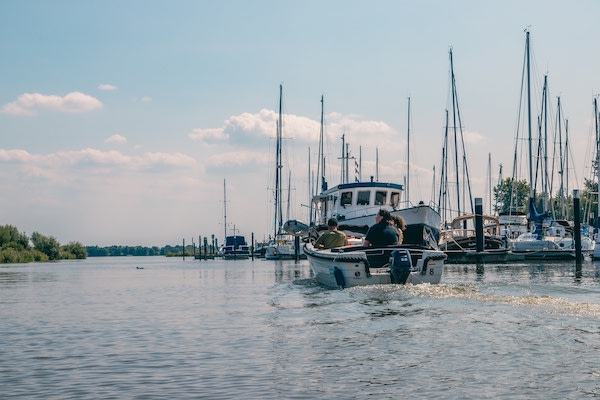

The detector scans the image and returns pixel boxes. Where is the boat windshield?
[357,190,370,206]
[390,192,400,208]
[375,190,386,205]
[341,191,352,207]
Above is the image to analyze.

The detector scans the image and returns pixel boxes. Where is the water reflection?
[271,259,313,284]
[0,271,29,286]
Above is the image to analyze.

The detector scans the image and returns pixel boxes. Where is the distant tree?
[493,178,530,214]
[31,232,61,260]
[61,242,87,259]
[0,225,30,250]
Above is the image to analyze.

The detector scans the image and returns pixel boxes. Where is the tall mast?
[596,97,600,226]
[558,96,565,217]
[541,75,548,212]
[316,95,325,194]
[274,84,283,238]
[526,30,534,200]
[565,119,569,219]
[286,170,291,222]
[407,96,411,205]
[223,179,227,240]
[450,48,461,218]
[308,147,312,224]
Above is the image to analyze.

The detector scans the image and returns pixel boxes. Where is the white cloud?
[188,128,229,143]
[0,148,197,174]
[188,109,396,150]
[2,92,103,116]
[98,84,118,91]
[462,130,486,144]
[205,150,269,173]
[141,96,152,103]
[106,134,128,144]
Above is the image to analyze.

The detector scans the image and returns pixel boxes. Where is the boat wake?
[401,283,600,318]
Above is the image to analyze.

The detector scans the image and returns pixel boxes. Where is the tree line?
[85,245,187,257]
[493,177,597,224]
[0,225,87,263]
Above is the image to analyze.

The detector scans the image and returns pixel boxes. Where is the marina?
[1,256,599,399]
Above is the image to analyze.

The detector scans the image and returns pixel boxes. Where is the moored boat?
[311,181,441,249]
[221,235,250,260]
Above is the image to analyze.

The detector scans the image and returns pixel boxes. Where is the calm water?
[1,256,600,399]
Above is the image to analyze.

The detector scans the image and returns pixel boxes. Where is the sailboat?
[509,31,592,259]
[264,84,301,260]
[220,179,250,260]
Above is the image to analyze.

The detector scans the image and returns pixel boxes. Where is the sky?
[2,0,600,247]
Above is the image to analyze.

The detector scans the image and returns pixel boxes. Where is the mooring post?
[294,235,300,261]
[182,238,185,261]
[475,197,484,253]
[573,189,583,265]
[251,232,255,260]
[198,235,206,261]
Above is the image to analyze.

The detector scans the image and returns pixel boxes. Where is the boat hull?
[304,243,446,288]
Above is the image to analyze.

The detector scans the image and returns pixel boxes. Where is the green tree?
[493,178,530,214]
[61,242,87,259]
[31,232,61,260]
[0,225,30,250]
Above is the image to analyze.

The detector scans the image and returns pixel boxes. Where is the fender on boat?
[333,267,346,288]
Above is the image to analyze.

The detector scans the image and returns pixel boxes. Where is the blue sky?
[2,1,600,246]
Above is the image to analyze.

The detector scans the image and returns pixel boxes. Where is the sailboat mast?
[450,49,461,218]
[274,84,283,238]
[407,96,411,205]
[223,179,227,241]
[308,147,312,224]
[596,97,600,228]
[526,30,534,200]
[316,95,325,194]
[558,96,565,216]
[565,119,570,219]
[541,75,548,212]
[286,170,291,222]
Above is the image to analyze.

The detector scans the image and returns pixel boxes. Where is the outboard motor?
[389,249,412,284]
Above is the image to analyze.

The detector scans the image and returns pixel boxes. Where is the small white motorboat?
[303,242,447,289]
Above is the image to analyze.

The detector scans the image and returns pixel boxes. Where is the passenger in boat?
[314,218,348,249]
[363,209,399,247]
[391,215,406,244]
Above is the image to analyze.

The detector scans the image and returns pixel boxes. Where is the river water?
[1,256,599,399]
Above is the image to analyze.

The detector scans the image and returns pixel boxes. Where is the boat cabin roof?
[225,236,247,246]
[315,181,403,198]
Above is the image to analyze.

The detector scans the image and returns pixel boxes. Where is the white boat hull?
[304,243,446,288]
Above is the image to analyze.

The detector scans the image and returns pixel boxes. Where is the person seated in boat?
[314,218,348,249]
[363,209,399,247]
[391,215,406,245]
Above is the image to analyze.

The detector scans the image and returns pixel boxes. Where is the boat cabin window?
[375,190,386,205]
[390,192,400,208]
[357,190,370,206]
[341,191,352,207]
